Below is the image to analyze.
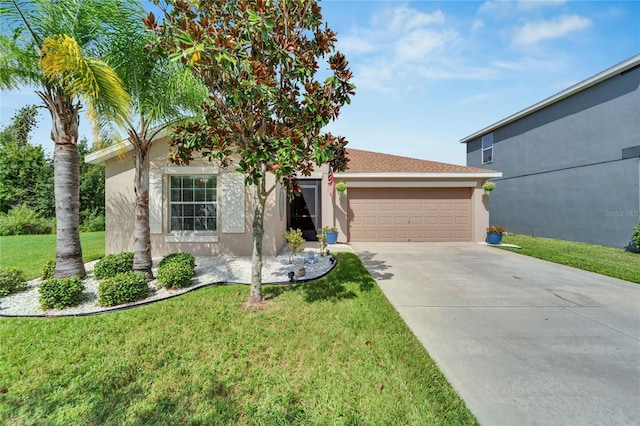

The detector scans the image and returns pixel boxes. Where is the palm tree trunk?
[42,90,86,279]
[250,193,266,304]
[133,144,153,278]
[53,141,86,278]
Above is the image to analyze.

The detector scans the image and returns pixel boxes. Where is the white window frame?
[164,166,219,243]
[482,133,493,164]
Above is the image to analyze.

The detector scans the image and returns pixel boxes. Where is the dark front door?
[289,180,321,241]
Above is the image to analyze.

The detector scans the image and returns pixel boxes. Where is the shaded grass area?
[0,232,105,279]
[0,253,476,425]
[501,234,640,284]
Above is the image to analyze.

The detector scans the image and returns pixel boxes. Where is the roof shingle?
[344,148,495,174]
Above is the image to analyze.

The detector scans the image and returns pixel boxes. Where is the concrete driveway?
[350,242,640,426]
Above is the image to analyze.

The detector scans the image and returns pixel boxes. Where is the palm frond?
[39,34,131,130]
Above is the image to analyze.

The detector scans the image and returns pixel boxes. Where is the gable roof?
[460,54,640,144]
[341,148,500,177]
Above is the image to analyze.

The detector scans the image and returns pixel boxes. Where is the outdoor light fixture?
[288,271,295,282]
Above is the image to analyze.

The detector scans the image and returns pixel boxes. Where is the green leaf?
[247,9,260,24]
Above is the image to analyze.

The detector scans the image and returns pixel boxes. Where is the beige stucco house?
[87,137,501,257]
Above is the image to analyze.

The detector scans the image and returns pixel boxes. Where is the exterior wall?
[104,138,287,258]
[467,66,640,247]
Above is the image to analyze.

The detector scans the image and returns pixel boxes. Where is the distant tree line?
[0,105,104,235]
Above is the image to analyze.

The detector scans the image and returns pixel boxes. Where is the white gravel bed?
[0,253,336,317]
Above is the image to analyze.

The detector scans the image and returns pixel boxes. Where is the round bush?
[93,252,134,280]
[39,277,85,310]
[42,260,55,280]
[158,252,196,269]
[98,272,149,307]
[0,268,28,297]
[157,261,194,289]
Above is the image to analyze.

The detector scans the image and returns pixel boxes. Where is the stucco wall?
[467,65,640,248]
[103,138,287,257]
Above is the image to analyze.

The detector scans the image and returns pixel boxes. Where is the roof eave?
[459,54,640,143]
[85,141,133,165]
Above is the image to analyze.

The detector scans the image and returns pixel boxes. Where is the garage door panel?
[349,188,471,242]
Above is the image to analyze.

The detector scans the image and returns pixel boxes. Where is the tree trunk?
[250,194,266,304]
[133,144,153,278]
[53,140,86,278]
[44,90,86,279]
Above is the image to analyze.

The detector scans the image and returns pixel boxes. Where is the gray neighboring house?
[462,54,640,248]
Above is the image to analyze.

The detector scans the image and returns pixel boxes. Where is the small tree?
[150,0,354,304]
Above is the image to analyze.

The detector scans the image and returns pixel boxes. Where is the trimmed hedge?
[158,252,196,269]
[39,277,85,310]
[98,272,149,307]
[157,252,196,289]
[0,268,28,297]
[93,252,134,279]
[42,260,55,280]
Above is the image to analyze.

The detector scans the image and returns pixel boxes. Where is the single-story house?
[87,141,501,257]
[462,54,640,248]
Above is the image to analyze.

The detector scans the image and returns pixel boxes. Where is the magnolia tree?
[148,0,354,304]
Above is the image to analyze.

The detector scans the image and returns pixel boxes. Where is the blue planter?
[325,231,338,244]
[487,232,503,245]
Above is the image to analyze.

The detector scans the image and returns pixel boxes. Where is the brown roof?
[344,148,495,174]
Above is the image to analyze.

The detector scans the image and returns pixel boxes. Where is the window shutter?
[220,172,245,233]
[149,170,162,234]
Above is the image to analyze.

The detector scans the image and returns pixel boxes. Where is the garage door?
[349,188,472,242]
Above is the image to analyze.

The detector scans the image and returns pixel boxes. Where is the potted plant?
[482,181,496,196]
[322,226,338,245]
[486,226,505,245]
[335,182,347,195]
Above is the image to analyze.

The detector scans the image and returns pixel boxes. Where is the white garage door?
[348,188,472,242]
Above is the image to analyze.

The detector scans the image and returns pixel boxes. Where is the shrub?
[93,252,134,279]
[633,222,640,248]
[0,205,52,236]
[0,268,28,297]
[80,209,105,232]
[158,252,196,269]
[98,272,149,307]
[157,261,194,289]
[39,277,85,310]
[42,260,55,280]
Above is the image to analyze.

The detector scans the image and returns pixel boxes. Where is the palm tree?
[101,15,206,278]
[0,0,133,278]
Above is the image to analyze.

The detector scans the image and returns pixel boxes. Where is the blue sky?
[1,0,638,165]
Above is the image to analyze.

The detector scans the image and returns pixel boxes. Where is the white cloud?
[389,7,445,32]
[471,19,484,31]
[513,15,592,45]
[394,29,455,61]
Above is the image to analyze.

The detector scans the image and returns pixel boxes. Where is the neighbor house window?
[482,133,493,164]
[169,175,217,232]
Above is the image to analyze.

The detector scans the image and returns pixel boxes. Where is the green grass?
[500,234,640,284]
[0,232,105,279]
[0,253,476,425]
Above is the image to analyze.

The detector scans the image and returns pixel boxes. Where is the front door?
[289,180,321,241]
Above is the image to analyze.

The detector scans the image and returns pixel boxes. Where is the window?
[482,133,493,164]
[169,175,217,232]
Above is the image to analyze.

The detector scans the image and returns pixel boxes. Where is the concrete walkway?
[350,242,640,426]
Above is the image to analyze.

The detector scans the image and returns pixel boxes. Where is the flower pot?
[487,232,503,245]
[325,231,338,244]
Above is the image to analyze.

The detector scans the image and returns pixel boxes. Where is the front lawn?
[500,234,640,283]
[0,253,476,425]
[0,232,105,279]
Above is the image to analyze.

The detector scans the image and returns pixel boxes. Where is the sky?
[1,0,638,165]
